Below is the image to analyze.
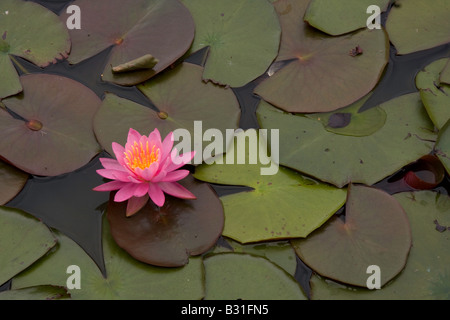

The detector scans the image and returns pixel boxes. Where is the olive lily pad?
[181,0,281,87]
[292,184,412,288]
[194,129,347,243]
[253,0,389,113]
[0,206,57,286]
[441,60,450,84]
[60,0,195,86]
[0,0,70,98]
[0,286,70,300]
[436,120,450,175]
[309,191,450,300]
[0,74,102,176]
[203,253,307,300]
[12,217,204,300]
[415,58,450,130]
[106,176,224,267]
[0,160,28,205]
[385,0,450,55]
[304,0,390,36]
[94,62,240,157]
[257,93,436,188]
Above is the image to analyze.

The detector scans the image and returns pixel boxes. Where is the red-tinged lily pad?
[253,0,389,113]
[181,0,281,87]
[0,0,70,98]
[404,155,445,190]
[106,176,224,267]
[292,184,412,288]
[94,62,240,157]
[385,0,450,55]
[60,0,194,86]
[0,160,28,205]
[0,74,101,176]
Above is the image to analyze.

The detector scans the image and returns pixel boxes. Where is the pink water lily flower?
[94,128,196,216]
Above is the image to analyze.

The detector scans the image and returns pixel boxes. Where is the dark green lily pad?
[181,0,281,87]
[94,62,240,157]
[441,60,450,84]
[257,93,436,188]
[253,0,389,113]
[0,0,70,98]
[0,286,70,300]
[304,0,390,36]
[292,184,412,288]
[415,58,450,130]
[106,176,224,267]
[60,0,194,86]
[0,160,28,205]
[0,206,57,286]
[194,129,347,243]
[203,252,307,300]
[385,0,450,55]
[12,217,204,300]
[436,120,450,175]
[310,191,450,300]
[0,74,101,176]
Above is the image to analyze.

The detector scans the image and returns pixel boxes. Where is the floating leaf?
[0,0,70,98]
[436,120,450,175]
[415,58,450,130]
[194,129,347,243]
[292,184,412,288]
[203,253,307,300]
[181,0,281,87]
[0,206,56,286]
[111,54,159,74]
[0,74,101,176]
[60,0,194,86]
[253,0,389,113]
[0,286,69,300]
[106,176,224,267]
[310,191,450,300]
[0,160,28,205]
[441,60,450,84]
[12,217,204,300]
[257,93,436,188]
[385,0,450,55]
[304,0,390,36]
[94,62,240,156]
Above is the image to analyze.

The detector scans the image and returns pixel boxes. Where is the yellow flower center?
[124,141,160,171]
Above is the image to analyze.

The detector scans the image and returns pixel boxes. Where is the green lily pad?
[213,237,297,276]
[181,0,281,87]
[106,176,224,267]
[257,93,436,188]
[440,60,450,84]
[292,184,412,288]
[385,0,450,55]
[194,129,347,243]
[0,0,70,98]
[60,0,194,86]
[253,0,389,113]
[94,62,240,157]
[0,74,101,176]
[0,206,57,286]
[415,58,450,130]
[0,286,70,300]
[0,160,28,205]
[304,0,390,36]
[12,217,204,300]
[310,191,450,300]
[203,252,307,300]
[436,120,450,175]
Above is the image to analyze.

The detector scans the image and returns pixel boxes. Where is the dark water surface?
[2,0,450,296]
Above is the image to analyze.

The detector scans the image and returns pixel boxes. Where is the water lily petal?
[127,128,142,144]
[148,128,162,145]
[112,142,126,165]
[148,183,165,207]
[158,181,196,200]
[126,195,149,217]
[100,158,128,172]
[135,162,159,181]
[93,180,127,192]
[159,169,190,183]
[161,131,174,161]
[96,169,131,182]
[167,150,195,172]
[114,183,142,202]
[134,183,150,197]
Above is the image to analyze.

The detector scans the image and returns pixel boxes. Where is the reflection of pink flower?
[94,128,196,216]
